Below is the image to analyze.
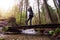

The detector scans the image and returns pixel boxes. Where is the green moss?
[49,30,54,35]
[0,38,5,40]
[54,28,60,34]
[2,26,8,32]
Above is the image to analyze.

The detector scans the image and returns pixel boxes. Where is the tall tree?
[37,0,41,24]
[43,0,59,24]
[15,0,23,25]
[43,0,53,23]
[53,0,60,23]
[19,0,23,25]
[25,0,29,25]
[53,0,58,13]
[48,5,59,24]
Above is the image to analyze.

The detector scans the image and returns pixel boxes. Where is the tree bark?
[43,0,53,24]
[25,0,29,25]
[37,0,41,24]
[53,0,59,23]
[19,0,23,25]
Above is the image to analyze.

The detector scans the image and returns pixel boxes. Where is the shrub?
[2,26,8,32]
[49,30,54,35]
[0,38,5,40]
[54,28,60,34]
[8,17,16,23]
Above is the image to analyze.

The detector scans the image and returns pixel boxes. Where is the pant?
[26,15,33,25]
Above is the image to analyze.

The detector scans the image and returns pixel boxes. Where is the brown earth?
[4,34,51,40]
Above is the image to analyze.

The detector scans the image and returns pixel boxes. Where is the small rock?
[21,29,37,34]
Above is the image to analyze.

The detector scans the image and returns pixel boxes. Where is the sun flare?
[0,0,19,18]
[0,0,16,12]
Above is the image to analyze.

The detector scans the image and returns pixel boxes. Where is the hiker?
[26,6,34,25]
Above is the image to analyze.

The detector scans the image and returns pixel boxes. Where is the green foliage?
[14,6,21,25]
[40,13,46,24]
[15,12,20,25]
[15,11,26,25]
[57,7,60,21]
[49,6,59,23]
[2,26,8,32]
[41,6,46,24]
[13,5,26,25]
[49,28,60,36]
[0,38,5,40]
[32,14,40,25]
[20,11,26,25]
[54,28,60,34]
[6,3,59,25]
[48,5,54,14]
[49,30,54,35]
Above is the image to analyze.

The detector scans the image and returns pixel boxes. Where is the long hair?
[28,6,32,11]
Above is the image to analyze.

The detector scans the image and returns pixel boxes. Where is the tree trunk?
[25,0,29,25]
[19,0,23,25]
[53,0,59,23]
[37,0,41,24]
[43,0,53,24]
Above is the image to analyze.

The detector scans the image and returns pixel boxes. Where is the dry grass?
[4,34,51,40]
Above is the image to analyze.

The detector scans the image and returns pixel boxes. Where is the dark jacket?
[28,7,33,17]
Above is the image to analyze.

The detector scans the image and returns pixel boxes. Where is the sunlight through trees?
[0,0,60,25]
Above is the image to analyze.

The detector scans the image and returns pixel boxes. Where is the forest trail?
[4,34,51,40]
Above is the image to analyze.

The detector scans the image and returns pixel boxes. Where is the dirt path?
[4,34,51,40]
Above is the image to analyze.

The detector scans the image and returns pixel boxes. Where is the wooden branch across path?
[8,24,60,29]
[4,24,60,35]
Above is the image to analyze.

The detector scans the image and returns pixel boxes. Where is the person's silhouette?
[26,6,34,25]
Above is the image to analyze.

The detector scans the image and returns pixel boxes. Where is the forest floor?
[0,19,58,40]
[1,34,51,40]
